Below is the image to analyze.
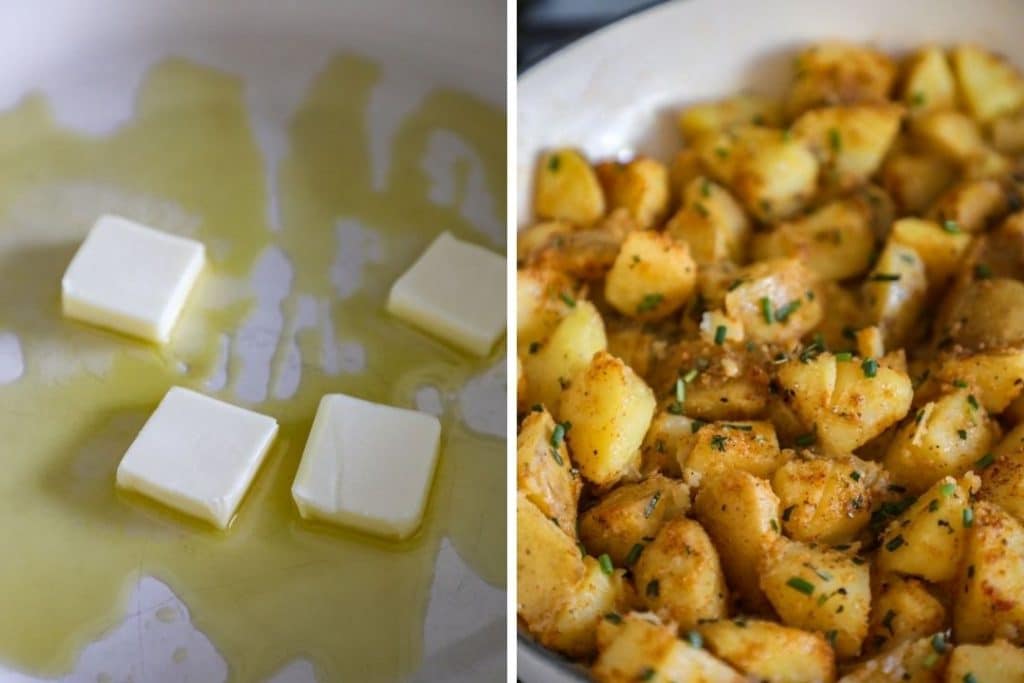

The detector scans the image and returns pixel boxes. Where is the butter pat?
[291,394,442,539]
[387,231,505,356]
[116,387,278,529]
[62,214,205,343]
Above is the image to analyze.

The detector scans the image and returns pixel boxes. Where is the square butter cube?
[116,387,278,529]
[62,214,205,344]
[292,394,442,539]
[387,231,505,356]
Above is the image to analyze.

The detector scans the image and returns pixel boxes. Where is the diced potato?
[666,177,751,264]
[695,125,819,222]
[678,94,782,140]
[723,259,824,344]
[607,324,658,381]
[776,352,914,456]
[579,475,690,567]
[517,220,576,262]
[884,391,999,494]
[529,222,626,280]
[876,475,974,582]
[561,351,656,486]
[634,518,730,630]
[640,412,701,477]
[866,575,946,654]
[945,640,1024,683]
[593,613,745,683]
[945,278,1024,351]
[862,242,927,350]
[928,179,1007,232]
[670,148,705,201]
[517,409,582,535]
[952,501,1024,643]
[882,153,958,215]
[912,110,988,163]
[517,493,585,634]
[522,299,607,415]
[681,421,786,487]
[980,424,1024,524]
[772,454,879,544]
[516,266,575,353]
[889,218,971,287]
[604,230,697,320]
[693,470,781,612]
[759,538,871,658]
[792,104,903,190]
[923,350,1024,413]
[952,44,1024,123]
[813,282,865,352]
[856,325,886,361]
[991,112,1024,155]
[751,197,878,281]
[838,635,948,683]
[901,46,957,115]
[699,619,836,683]
[534,148,606,226]
[786,42,898,117]
[540,555,633,658]
[596,158,671,230]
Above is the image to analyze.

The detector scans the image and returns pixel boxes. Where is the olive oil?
[0,55,504,682]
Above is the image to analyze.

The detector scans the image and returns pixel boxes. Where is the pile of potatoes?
[517,41,1024,682]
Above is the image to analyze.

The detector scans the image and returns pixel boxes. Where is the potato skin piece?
[634,518,729,631]
[693,470,780,612]
[534,148,606,226]
[578,474,690,567]
[698,618,836,683]
[561,351,656,487]
[517,409,582,536]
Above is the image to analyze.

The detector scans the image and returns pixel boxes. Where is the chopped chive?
[603,612,622,624]
[710,434,728,452]
[690,419,707,433]
[928,499,939,512]
[667,401,684,415]
[727,278,744,292]
[715,146,730,159]
[637,292,664,313]
[941,219,961,234]
[963,507,974,528]
[770,518,779,532]
[694,202,710,218]
[911,91,926,107]
[975,263,993,280]
[683,368,699,383]
[932,633,949,653]
[530,404,543,413]
[862,358,878,378]
[550,447,564,466]
[828,127,842,152]
[958,429,968,440]
[868,273,902,282]
[795,432,816,447]
[835,351,853,362]
[967,394,979,410]
[547,154,561,172]
[639,668,656,681]
[915,408,925,424]
[675,378,686,403]
[598,553,613,575]
[786,576,815,595]
[782,505,795,522]
[723,423,753,431]
[644,492,662,519]
[940,482,956,497]
[760,297,774,324]
[646,578,660,598]
[885,535,905,551]
[551,423,566,448]
[975,452,995,469]
[825,630,838,646]
[625,543,644,566]
[850,471,862,482]
[578,542,587,558]
[953,379,968,388]
[882,609,897,634]
[559,291,576,307]
[714,325,727,345]
[923,652,939,669]
[963,673,977,683]
[775,299,801,323]
[701,178,711,197]
[686,630,703,648]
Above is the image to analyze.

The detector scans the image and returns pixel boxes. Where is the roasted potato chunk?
[516,266,575,353]
[681,420,786,487]
[596,157,671,230]
[604,230,697,320]
[952,44,1024,123]
[946,639,1024,683]
[928,179,1007,232]
[517,409,582,535]
[944,278,1024,351]
[838,635,949,683]
[866,574,946,655]
[979,424,1024,524]
[912,110,989,163]
[699,618,836,683]
[517,493,585,634]
[561,351,656,486]
[882,153,958,215]
[772,454,879,544]
[792,104,903,190]
[889,218,970,288]
[923,350,1024,413]
[862,242,927,350]
[534,148,606,226]
[678,94,782,140]
[723,259,823,344]
[640,412,701,477]
[579,475,690,567]
[991,112,1024,155]
[666,177,752,264]
[786,42,897,117]
[901,46,957,115]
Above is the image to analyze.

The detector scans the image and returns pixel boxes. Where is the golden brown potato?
[928,179,1007,232]
[517,220,575,262]
[883,391,999,494]
[759,538,871,658]
[901,46,957,115]
[521,299,606,415]
[922,350,1024,413]
[838,635,949,683]
[952,501,1024,644]
[877,475,975,582]
[517,409,582,536]
[678,94,783,140]
[776,352,914,456]
[596,157,671,230]
[772,454,879,544]
[540,555,634,658]
[699,618,836,683]
[991,112,1024,155]
[634,518,729,630]
[882,153,958,215]
[681,420,786,487]
[862,242,927,350]
[640,412,702,477]
[694,125,819,222]
[813,282,866,352]
[979,424,1024,524]
[786,42,898,117]
[604,230,697,320]
[944,278,1024,351]
[578,474,690,567]
[670,148,705,201]
[516,266,575,353]
[912,110,989,163]
[561,351,656,486]
[517,493,585,635]
[723,259,824,344]
[945,639,1024,683]
[792,103,903,190]
[952,44,1024,123]
[751,197,878,281]
[607,324,658,381]
[694,469,780,612]
[534,148,606,226]
[666,177,752,264]
[889,218,971,288]
[593,613,744,683]
[866,575,946,655]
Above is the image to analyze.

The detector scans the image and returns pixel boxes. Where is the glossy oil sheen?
[0,55,504,682]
